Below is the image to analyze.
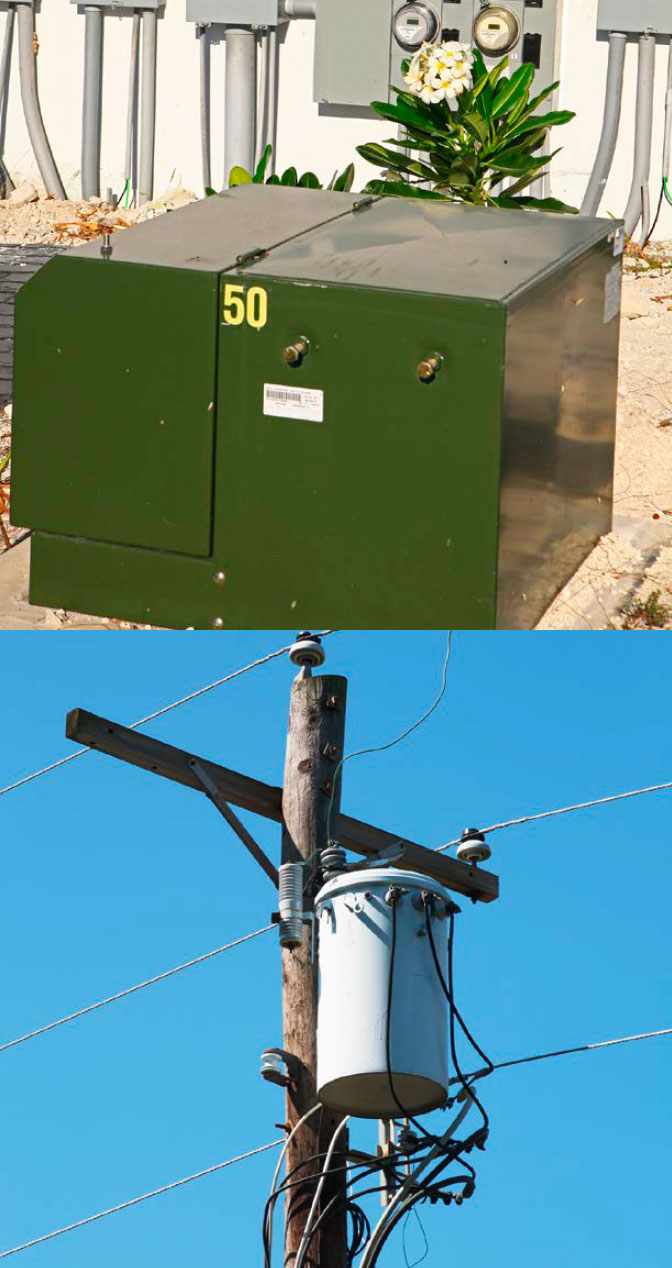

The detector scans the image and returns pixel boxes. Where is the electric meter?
[393,3,441,51]
[473,6,520,55]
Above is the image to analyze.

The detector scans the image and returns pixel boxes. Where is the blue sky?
[0,631,670,1268]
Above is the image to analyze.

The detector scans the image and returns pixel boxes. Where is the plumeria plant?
[356,41,577,212]
[225,144,355,192]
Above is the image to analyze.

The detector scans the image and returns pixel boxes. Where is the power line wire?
[0,926,273,1055]
[0,633,340,803]
[0,1141,284,1261]
[327,632,453,848]
[438,777,672,852]
[3,1025,669,1261]
[459,1025,672,1083]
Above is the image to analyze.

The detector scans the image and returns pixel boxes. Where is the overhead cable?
[0,1141,284,1261]
[327,632,453,847]
[0,926,273,1055]
[5,1027,669,1262]
[0,632,340,802]
[438,777,672,853]
[460,1025,672,1084]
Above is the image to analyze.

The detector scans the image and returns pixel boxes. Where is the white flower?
[420,84,445,104]
[402,38,475,106]
[404,62,424,91]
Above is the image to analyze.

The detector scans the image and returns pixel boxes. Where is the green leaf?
[204,186,217,197]
[330,162,355,192]
[492,63,535,118]
[471,47,489,84]
[371,99,441,138]
[488,193,578,214]
[503,110,575,143]
[298,171,322,188]
[460,109,490,144]
[356,142,436,181]
[254,144,272,183]
[487,126,548,158]
[228,166,253,187]
[503,149,560,192]
[266,174,281,185]
[508,81,560,129]
[363,179,449,201]
[280,166,298,187]
[488,147,540,175]
[489,56,509,89]
[514,195,579,214]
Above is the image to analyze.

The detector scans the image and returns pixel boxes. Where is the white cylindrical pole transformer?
[316,867,451,1119]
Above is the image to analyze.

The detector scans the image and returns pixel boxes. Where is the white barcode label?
[263,383,324,423]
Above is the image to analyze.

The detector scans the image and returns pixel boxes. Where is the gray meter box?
[597,0,672,35]
[186,0,278,22]
[315,0,561,108]
[71,0,165,9]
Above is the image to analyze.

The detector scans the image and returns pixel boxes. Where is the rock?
[621,287,650,319]
[9,182,39,207]
[166,188,197,211]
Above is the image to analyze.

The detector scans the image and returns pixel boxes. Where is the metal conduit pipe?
[0,8,16,195]
[81,6,104,199]
[266,26,278,175]
[581,31,627,217]
[138,8,157,205]
[663,38,672,186]
[279,0,317,16]
[198,24,211,192]
[255,28,268,170]
[124,11,141,206]
[224,27,256,186]
[16,1,65,199]
[623,33,656,241]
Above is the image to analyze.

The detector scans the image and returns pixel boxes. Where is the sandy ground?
[0,183,197,245]
[0,192,672,630]
[538,242,672,630]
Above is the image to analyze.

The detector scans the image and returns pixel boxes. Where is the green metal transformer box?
[11,187,622,629]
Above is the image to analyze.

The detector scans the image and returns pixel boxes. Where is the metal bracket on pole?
[189,758,279,887]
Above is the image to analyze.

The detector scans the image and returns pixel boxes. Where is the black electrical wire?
[402,1206,429,1268]
[386,900,436,1143]
[299,1183,398,1266]
[425,908,491,1134]
[263,1150,409,1268]
[367,1169,476,1268]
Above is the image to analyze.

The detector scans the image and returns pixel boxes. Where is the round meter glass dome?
[393,2,441,51]
[473,5,520,55]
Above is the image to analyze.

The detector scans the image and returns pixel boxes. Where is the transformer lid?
[67,185,619,305]
[253,195,620,304]
[68,185,363,274]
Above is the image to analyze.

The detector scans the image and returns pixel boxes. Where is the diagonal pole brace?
[189,759,279,887]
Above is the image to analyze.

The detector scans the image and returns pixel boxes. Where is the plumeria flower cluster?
[404,40,475,105]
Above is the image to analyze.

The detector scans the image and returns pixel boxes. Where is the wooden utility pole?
[281,669,348,1268]
[66,646,499,1268]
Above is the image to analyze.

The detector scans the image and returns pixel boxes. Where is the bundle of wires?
[264,886,493,1268]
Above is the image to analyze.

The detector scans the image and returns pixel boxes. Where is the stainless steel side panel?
[496,243,621,629]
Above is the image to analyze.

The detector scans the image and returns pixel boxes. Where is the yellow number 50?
[223,283,268,330]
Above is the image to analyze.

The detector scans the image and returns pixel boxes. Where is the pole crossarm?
[189,759,279,887]
[65,709,498,903]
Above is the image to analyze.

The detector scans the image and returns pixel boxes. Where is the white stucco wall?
[2,0,672,238]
